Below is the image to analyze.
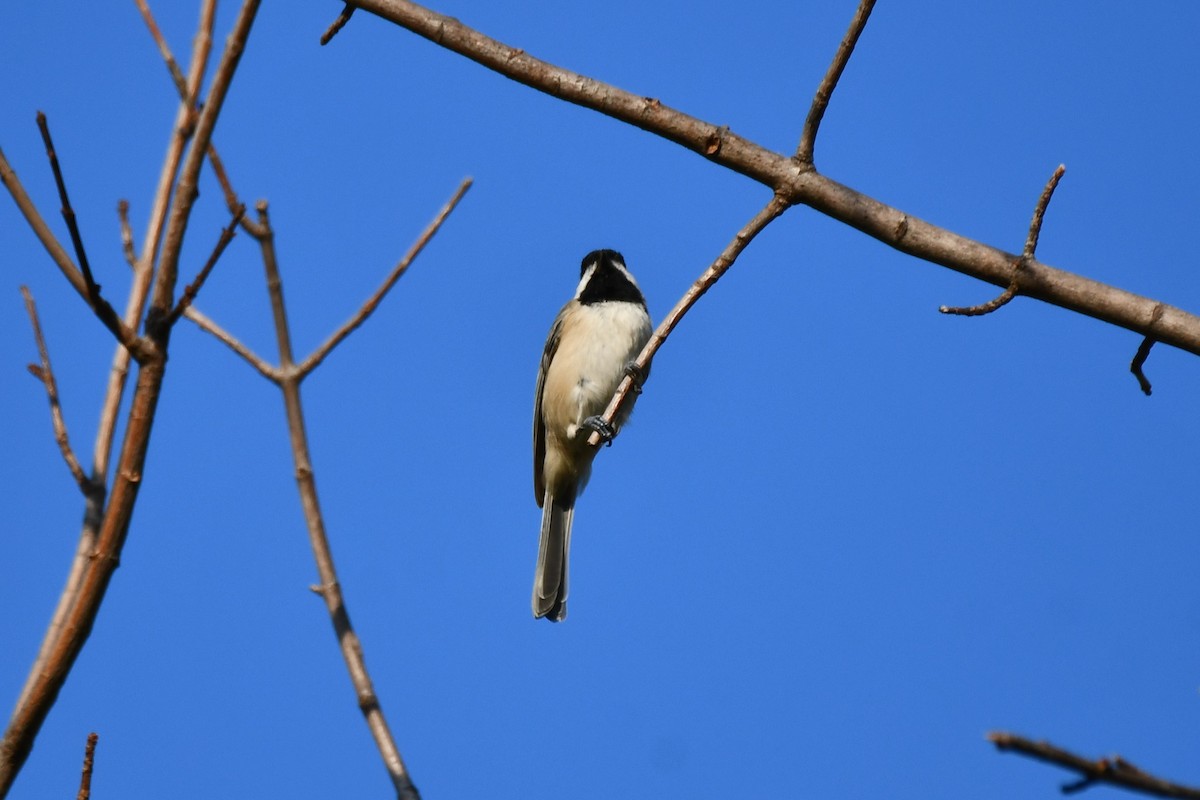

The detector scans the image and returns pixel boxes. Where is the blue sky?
[3,2,1200,798]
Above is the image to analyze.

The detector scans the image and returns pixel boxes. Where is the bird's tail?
[532,492,574,622]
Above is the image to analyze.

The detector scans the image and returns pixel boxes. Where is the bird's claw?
[583,415,616,446]
[624,361,646,395]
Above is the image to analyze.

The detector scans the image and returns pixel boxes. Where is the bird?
[532,249,652,621]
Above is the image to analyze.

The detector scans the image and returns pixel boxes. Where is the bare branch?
[347,0,1200,369]
[20,287,90,492]
[148,0,262,333]
[1131,336,1155,395]
[184,306,279,382]
[87,0,214,491]
[1024,164,1067,258]
[587,192,790,447]
[1130,301,1164,396]
[0,147,88,298]
[0,4,260,793]
[33,113,145,355]
[321,4,356,45]
[940,164,1065,317]
[252,204,421,800]
[796,0,876,164]
[75,733,98,800]
[297,177,472,377]
[34,113,100,300]
[135,0,268,239]
[989,731,1200,799]
[10,0,221,737]
[117,200,136,269]
[166,203,246,327]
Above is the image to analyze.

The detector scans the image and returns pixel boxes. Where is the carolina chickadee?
[532,249,652,621]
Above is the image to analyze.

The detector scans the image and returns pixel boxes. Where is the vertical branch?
[75,733,98,800]
[252,203,421,800]
[10,1,220,728]
[795,0,876,164]
[148,0,261,331]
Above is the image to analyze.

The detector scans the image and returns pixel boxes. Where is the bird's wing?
[533,312,565,507]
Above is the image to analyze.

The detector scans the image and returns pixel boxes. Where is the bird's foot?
[624,361,646,394]
[583,415,616,446]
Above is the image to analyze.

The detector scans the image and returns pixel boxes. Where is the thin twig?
[297,177,472,377]
[135,0,268,239]
[34,112,143,354]
[0,147,88,299]
[184,307,279,382]
[252,203,421,800]
[117,200,137,268]
[1024,164,1067,259]
[21,287,90,492]
[587,192,791,447]
[1130,302,1164,396]
[989,731,1200,799]
[941,164,1066,316]
[166,203,246,327]
[75,733,98,800]
[35,113,99,299]
[1131,336,1155,395]
[795,0,876,164]
[320,4,356,45]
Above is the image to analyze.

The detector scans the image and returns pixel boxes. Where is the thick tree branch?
[296,177,472,378]
[346,0,1200,367]
[6,0,218,733]
[0,3,260,795]
[989,732,1200,799]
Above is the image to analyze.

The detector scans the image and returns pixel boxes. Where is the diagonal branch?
[989,732,1200,799]
[345,0,1200,368]
[796,0,876,164]
[166,203,246,327]
[320,4,356,45]
[296,177,472,378]
[20,287,92,494]
[0,4,260,795]
[9,0,219,747]
[587,192,791,447]
[34,113,143,355]
[0,147,88,300]
[184,306,279,382]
